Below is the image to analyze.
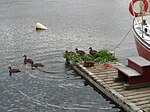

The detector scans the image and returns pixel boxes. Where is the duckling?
[8,66,21,76]
[75,48,85,55]
[83,61,95,67]
[23,55,34,64]
[89,47,97,55]
[31,62,44,69]
[65,50,75,55]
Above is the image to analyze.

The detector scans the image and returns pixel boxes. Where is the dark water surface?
[0,0,138,112]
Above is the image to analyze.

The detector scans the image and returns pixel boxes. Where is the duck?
[65,50,75,55]
[83,61,95,67]
[75,48,85,55]
[8,66,21,76]
[23,55,34,64]
[89,47,97,55]
[31,62,44,69]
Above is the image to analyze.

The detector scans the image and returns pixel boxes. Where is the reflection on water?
[0,0,136,111]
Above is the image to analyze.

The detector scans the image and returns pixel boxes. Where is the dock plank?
[128,56,150,67]
[122,90,150,97]
[135,100,150,106]
[128,97,150,103]
[116,66,141,77]
[140,104,150,109]
[126,93,150,100]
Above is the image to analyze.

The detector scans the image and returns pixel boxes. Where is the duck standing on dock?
[83,61,95,67]
[89,47,97,55]
[23,55,34,65]
[75,48,85,55]
[31,62,44,69]
[8,66,21,76]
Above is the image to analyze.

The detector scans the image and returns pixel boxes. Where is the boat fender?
[129,0,148,17]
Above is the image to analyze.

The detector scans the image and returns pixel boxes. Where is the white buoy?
[36,22,47,30]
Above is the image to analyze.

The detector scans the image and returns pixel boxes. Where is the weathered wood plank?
[128,56,150,67]
[119,87,150,95]
[135,100,150,106]
[116,66,141,77]
[126,93,150,100]
[140,104,150,109]
[128,97,150,103]
[122,90,150,97]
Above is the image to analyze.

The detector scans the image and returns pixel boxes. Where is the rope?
[113,26,133,52]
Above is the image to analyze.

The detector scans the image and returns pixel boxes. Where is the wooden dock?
[68,61,150,112]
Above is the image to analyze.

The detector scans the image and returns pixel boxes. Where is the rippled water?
[0,0,138,112]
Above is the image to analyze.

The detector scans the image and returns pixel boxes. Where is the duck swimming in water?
[8,66,21,76]
[31,62,44,69]
[23,55,34,64]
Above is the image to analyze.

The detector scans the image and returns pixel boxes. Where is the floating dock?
[67,61,150,112]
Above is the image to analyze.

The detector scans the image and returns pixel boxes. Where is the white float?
[36,22,47,30]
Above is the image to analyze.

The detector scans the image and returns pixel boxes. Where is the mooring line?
[112,26,133,52]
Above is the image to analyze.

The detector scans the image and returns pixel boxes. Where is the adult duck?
[83,61,95,67]
[8,66,21,76]
[75,48,85,55]
[89,47,97,55]
[23,55,34,64]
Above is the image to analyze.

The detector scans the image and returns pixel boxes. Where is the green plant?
[63,49,118,63]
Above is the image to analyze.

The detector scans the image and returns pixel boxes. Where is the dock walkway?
[69,61,150,112]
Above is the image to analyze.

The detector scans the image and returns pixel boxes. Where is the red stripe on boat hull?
[134,35,150,61]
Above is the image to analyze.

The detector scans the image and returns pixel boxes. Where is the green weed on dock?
[63,49,118,63]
